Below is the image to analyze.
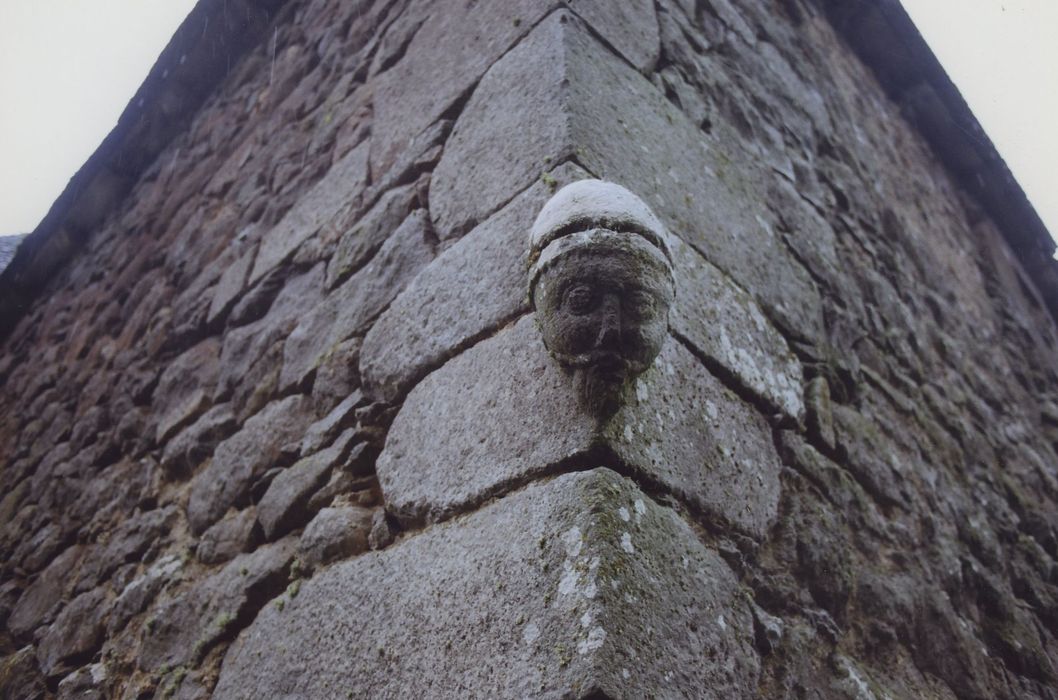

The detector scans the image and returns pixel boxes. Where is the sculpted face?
[536,246,674,417]
[529,181,676,419]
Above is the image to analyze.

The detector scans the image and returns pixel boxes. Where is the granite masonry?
[1,0,1057,698]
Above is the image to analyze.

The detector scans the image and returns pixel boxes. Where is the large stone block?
[430,10,822,342]
[360,162,590,403]
[370,2,658,181]
[378,315,780,537]
[568,0,659,73]
[160,403,236,476]
[215,469,759,698]
[428,11,572,239]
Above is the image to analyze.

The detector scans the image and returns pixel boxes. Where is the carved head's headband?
[527,180,675,305]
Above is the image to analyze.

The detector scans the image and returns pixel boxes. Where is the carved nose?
[595,295,621,349]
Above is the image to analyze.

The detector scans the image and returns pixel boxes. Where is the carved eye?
[626,289,656,319]
[565,285,596,314]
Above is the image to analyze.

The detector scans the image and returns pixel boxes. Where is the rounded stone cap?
[527,179,673,297]
[530,179,671,261]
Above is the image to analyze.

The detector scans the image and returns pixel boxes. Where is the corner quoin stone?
[214,469,760,699]
[376,315,781,538]
[430,8,823,342]
[370,1,658,180]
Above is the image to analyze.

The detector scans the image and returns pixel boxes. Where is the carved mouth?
[554,350,634,373]
[589,353,625,374]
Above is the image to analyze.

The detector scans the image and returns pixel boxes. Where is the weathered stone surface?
[7,545,83,638]
[311,337,363,413]
[378,315,781,536]
[226,265,286,329]
[669,236,804,421]
[168,237,233,343]
[369,2,550,179]
[249,140,370,286]
[371,2,659,180]
[364,120,446,215]
[216,469,758,698]
[206,236,256,327]
[152,338,220,443]
[0,646,45,700]
[3,0,1058,695]
[300,390,363,456]
[160,402,236,476]
[187,395,315,534]
[108,554,184,635]
[15,521,64,575]
[297,505,373,568]
[37,587,108,678]
[68,458,155,539]
[367,508,395,551]
[69,404,108,451]
[326,184,417,290]
[196,509,258,565]
[428,12,572,239]
[171,672,210,700]
[76,506,178,592]
[305,470,374,514]
[430,10,822,341]
[831,403,912,511]
[214,262,326,402]
[56,664,106,700]
[138,541,294,673]
[778,431,884,536]
[0,579,20,627]
[568,0,660,72]
[280,209,435,391]
[805,376,836,450]
[362,162,590,403]
[257,431,356,540]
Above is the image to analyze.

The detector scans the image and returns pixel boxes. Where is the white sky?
[0,0,197,235]
[901,0,1058,256]
[0,0,1055,258]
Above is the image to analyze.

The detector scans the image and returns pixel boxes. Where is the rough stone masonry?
[1,0,1058,698]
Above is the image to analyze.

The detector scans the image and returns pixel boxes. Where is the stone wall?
[1,0,1057,698]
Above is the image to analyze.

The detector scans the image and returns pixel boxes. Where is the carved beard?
[573,364,626,419]
[565,353,645,420]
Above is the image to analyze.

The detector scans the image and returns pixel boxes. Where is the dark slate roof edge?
[815,0,1058,319]
[0,0,288,339]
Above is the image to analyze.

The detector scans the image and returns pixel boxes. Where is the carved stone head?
[528,180,676,419]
